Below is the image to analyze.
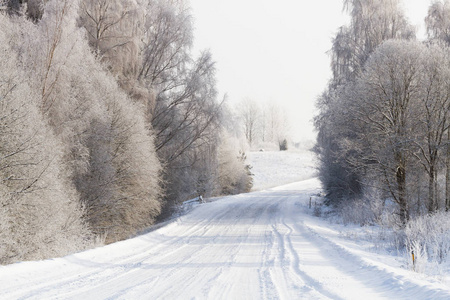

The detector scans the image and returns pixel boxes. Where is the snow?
[2,150,450,299]
[247,149,317,191]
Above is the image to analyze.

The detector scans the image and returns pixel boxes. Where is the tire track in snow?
[258,228,278,300]
[12,201,244,299]
[281,219,344,300]
[131,197,268,299]
[202,200,280,300]
[270,216,343,300]
[78,201,247,299]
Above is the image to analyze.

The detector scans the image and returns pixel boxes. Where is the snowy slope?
[1,151,450,299]
[247,150,317,191]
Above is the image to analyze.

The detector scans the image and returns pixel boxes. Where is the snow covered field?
[247,149,317,191]
[1,150,450,299]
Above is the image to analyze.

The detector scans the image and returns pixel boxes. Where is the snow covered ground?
[247,149,317,191]
[1,150,450,299]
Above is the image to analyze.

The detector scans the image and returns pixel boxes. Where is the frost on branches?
[0,0,252,263]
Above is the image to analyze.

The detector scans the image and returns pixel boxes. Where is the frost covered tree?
[262,101,290,149]
[315,0,415,207]
[38,0,161,242]
[79,0,231,213]
[425,0,450,212]
[75,91,162,242]
[344,40,425,224]
[79,0,131,54]
[426,0,450,45]
[316,0,450,224]
[0,13,90,264]
[414,44,450,213]
[10,0,163,243]
[333,0,414,82]
[78,0,141,84]
[0,0,247,261]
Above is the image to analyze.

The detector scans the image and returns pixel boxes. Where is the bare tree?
[239,98,260,147]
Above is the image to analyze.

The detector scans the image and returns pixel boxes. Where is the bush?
[279,139,288,151]
[405,212,450,267]
[336,198,378,226]
[218,132,253,195]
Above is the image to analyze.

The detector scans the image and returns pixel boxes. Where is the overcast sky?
[189,0,431,142]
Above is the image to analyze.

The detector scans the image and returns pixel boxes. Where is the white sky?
[189,0,431,142]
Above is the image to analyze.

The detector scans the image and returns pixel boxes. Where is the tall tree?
[415,44,450,213]
[346,40,425,224]
[425,0,450,212]
[315,0,415,207]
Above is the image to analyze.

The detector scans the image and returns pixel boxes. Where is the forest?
[0,0,259,264]
[315,0,450,264]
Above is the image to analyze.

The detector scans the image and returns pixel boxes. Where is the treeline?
[315,0,450,226]
[0,0,252,264]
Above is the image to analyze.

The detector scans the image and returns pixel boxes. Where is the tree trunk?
[396,161,408,225]
[446,129,450,212]
[428,163,436,214]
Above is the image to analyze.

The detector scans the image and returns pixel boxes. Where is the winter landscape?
[2,0,450,299]
[1,149,450,299]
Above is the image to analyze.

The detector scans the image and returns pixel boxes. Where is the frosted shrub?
[337,198,377,226]
[408,240,430,273]
[218,131,253,195]
[405,212,450,268]
[82,94,162,243]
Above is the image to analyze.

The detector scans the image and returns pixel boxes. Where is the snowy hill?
[247,149,317,191]
[1,151,450,299]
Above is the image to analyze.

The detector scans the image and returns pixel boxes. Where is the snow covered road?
[2,178,450,299]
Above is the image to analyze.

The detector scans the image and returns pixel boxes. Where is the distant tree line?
[0,0,252,264]
[315,0,450,226]
[237,98,290,151]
